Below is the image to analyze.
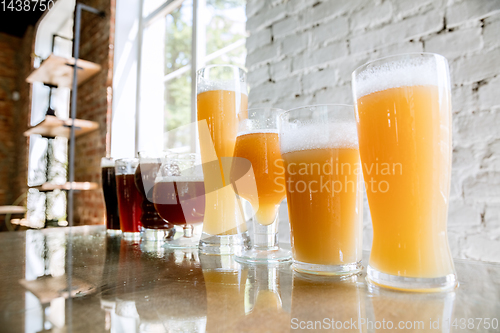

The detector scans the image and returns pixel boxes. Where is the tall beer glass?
[352,53,457,291]
[232,107,291,262]
[101,157,121,235]
[196,65,250,254]
[136,151,176,242]
[116,158,143,240]
[278,105,363,275]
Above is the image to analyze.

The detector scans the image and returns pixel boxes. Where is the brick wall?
[0,29,33,208]
[246,0,500,262]
[73,0,115,225]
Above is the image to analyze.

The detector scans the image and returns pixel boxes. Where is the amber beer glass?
[352,53,457,291]
[136,151,176,243]
[278,105,363,275]
[196,65,250,254]
[153,153,205,248]
[115,158,143,240]
[232,108,291,263]
[101,157,121,234]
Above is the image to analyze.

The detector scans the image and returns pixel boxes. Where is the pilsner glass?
[115,158,143,240]
[352,53,457,291]
[101,157,121,235]
[278,105,363,275]
[153,153,205,248]
[232,107,291,263]
[196,64,250,254]
[136,151,175,243]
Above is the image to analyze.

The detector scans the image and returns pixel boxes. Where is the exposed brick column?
[73,0,115,225]
[0,28,34,208]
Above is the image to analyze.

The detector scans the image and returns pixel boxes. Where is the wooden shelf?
[0,206,26,214]
[30,182,99,192]
[24,115,99,138]
[26,54,101,88]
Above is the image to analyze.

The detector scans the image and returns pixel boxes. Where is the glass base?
[106,229,122,236]
[235,247,292,263]
[164,224,203,249]
[141,228,176,242]
[292,260,362,276]
[198,231,251,255]
[122,232,141,241]
[366,265,458,292]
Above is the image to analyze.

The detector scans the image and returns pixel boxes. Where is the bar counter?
[1,226,499,332]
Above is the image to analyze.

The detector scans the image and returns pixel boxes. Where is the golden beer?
[197,76,248,237]
[232,130,285,225]
[279,105,363,275]
[353,53,457,291]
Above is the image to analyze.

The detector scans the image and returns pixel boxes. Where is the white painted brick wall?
[247,0,500,262]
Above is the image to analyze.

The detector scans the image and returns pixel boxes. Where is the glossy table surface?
[0,226,499,333]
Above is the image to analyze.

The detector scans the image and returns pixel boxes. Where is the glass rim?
[279,104,354,120]
[196,64,247,76]
[352,52,447,78]
[115,158,138,163]
[247,107,284,113]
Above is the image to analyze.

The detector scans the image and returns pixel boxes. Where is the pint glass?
[278,105,363,275]
[196,65,250,254]
[352,53,457,291]
[115,158,143,240]
[101,157,121,234]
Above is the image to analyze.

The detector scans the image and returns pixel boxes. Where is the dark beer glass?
[101,157,121,234]
[116,158,143,240]
[136,151,175,242]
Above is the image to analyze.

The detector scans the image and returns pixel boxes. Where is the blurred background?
[0,0,499,262]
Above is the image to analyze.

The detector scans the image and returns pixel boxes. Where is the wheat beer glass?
[352,53,457,291]
[115,158,143,240]
[196,65,250,254]
[278,105,363,275]
[232,107,291,262]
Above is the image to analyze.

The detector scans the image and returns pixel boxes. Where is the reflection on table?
[0,226,498,332]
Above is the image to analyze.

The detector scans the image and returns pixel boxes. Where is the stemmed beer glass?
[232,108,291,263]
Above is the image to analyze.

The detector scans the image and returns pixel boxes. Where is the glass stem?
[252,210,279,251]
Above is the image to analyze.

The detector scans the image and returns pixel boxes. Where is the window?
[138,0,247,152]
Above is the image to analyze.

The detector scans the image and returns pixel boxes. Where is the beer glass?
[232,107,291,263]
[101,157,121,234]
[115,158,143,240]
[153,153,205,248]
[196,64,250,254]
[136,151,176,243]
[352,53,457,291]
[278,105,363,275]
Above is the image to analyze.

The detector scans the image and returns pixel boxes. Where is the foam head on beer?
[353,56,440,98]
[280,122,358,155]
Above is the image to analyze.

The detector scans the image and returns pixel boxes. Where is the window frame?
[136,0,247,153]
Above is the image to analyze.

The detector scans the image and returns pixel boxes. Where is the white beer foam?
[101,159,115,167]
[280,122,358,154]
[355,56,438,98]
[237,129,278,137]
[197,80,247,95]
